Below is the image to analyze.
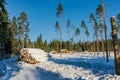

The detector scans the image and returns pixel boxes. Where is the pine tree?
[89,13,96,53]
[81,20,86,52]
[36,34,43,49]
[43,40,48,52]
[85,27,89,50]
[75,27,81,51]
[75,27,80,42]
[10,16,18,54]
[67,18,72,51]
[102,0,109,62]
[17,12,29,49]
[94,21,100,56]
[55,21,59,52]
[56,3,63,57]
[0,0,10,59]
[96,4,105,57]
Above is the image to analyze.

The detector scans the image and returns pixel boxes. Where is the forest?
[0,0,120,59]
[0,0,120,79]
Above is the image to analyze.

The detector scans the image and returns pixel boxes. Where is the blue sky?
[6,0,120,43]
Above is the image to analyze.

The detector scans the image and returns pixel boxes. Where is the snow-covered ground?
[0,49,120,80]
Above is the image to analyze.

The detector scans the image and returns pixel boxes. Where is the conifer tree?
[89,13,96,53]
[56,3,63,57]
[81,20,86,51]
[0,0,10,59]
[17,12,29,49]
[96,4,105,57]
[67,18,72,51]
[55,21,59,51]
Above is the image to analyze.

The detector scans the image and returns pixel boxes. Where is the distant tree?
[81,20,86,51]
[85,27,89,50]
[102,0,109,62]
[49,39,58,51]
[75,27,81,51]
[96,4,105,57]
[67,18,71,51]
[65,41,70,50]
[70,37,74,51]
[94,21,100,56]
[56,3,63,57]
[27,39,33,48]
[89,13,96,53]
[43,40,48,52]
[17,12,29,49]
[75,27,80,42]
[75,27,80,37]
[36,34,43,49]
[71,25,76,52]
[85,27,89,43]
[24,23,30,48]
[55,21,59,51]
[11,16,18,37]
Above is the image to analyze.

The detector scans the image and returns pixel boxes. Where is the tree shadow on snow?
[1,57,23,80]
[48,55,115,76]
[26,66,71,80]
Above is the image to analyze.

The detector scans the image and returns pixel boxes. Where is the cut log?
[50,51,58,54]
[60,49,69,53]
[18,48,37,64]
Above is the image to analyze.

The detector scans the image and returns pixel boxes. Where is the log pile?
[60,49,69,53]
[50,51,58,54]
[18,48,37,64]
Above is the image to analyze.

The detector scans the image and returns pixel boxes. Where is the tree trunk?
[96,33,99,56]
[92,23,95,54]
[22,38,24,49]
[100,15,105,57]
[60,17,62,58]
[56,31,58,52]
[21,25,24,49]
[101,33,105,57]
[93,36,96,55]
[83,28,85,52]
[68,28,71,51]
[111,16,120,75]
[102,0,109,62]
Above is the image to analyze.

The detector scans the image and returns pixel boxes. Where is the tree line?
[0,0,32,60]
[1,0,120,59]
[34,2,120,55]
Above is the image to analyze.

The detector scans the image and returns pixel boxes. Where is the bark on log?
[18,48,37,64]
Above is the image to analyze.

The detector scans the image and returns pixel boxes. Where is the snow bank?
[26,48,48,62]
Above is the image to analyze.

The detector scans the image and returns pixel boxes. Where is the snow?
[25,48,48,61]
[0,50,120,80]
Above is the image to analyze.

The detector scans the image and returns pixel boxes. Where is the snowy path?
[1,57,21,80]
[0,52,120,80]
